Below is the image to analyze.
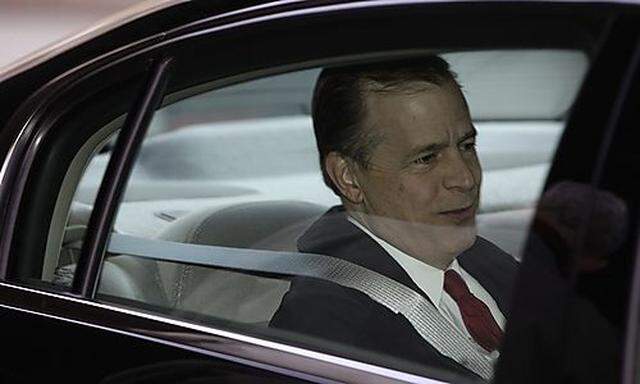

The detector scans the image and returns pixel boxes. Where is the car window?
[40,48,621,380]
[75,49,583,248]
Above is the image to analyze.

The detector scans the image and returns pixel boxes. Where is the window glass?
[44,123,123,287]
[59,49,604,379]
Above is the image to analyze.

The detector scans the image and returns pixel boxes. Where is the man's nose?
[443,151,475,191]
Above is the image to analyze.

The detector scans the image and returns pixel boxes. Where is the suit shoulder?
[270,276,383,338]
[279,276,377,311]
[475,236,520,269]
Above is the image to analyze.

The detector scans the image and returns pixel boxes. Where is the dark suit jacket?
[270,206,519,378]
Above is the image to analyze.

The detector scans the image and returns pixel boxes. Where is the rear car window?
[47,49,626,380]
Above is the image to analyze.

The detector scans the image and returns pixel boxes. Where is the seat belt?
[106,232,495,380]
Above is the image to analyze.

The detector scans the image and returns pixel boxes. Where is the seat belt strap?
[106,233,494,380]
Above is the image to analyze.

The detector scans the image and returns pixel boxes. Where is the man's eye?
[461,142,477,152]
[414,153,436,165]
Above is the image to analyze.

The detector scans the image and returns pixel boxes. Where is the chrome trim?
[0,302,336,384]
[0,0,189,81]
[0,281,448,384]
[190,0,307,21]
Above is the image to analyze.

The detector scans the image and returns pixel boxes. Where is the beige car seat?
[145,200,326,324]
[56,200,326,326]
[53,202,168,306]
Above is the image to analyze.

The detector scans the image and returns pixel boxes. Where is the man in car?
[270,56,518,377]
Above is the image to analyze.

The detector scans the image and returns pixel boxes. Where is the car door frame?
[0,1,638,383]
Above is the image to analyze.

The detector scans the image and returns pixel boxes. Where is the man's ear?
[325,152,364,204]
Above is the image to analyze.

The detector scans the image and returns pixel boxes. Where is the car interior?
[42,49,588,329]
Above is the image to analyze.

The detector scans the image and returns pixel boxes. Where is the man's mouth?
[439,204,475,223]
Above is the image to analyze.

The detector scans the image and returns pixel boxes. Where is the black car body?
[0,1,639,383]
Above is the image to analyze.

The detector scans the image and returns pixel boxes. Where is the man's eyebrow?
[406,141,448,160]
[457,127,478,144]
[406,127,478,159]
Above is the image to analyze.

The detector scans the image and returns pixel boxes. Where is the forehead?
[361,80,472,146]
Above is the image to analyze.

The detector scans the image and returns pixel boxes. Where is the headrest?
[157,200,327,252]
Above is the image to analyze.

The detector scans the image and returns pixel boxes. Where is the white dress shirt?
[348,216,504,361]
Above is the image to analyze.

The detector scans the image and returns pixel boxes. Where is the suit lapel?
[297,206,423,295]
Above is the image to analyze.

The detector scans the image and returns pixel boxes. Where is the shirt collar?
[347,215,459,305]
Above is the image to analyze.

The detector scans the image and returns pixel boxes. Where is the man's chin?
[359,213,478,260]
[440,225,478,255]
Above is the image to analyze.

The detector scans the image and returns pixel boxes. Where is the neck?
[348,210,456,270]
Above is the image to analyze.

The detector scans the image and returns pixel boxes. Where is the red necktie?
[443,269,503,352]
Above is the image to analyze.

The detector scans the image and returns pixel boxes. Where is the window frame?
[71,57,173,297]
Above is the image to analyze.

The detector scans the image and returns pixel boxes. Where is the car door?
[1,1,639,383]
[494,13,640,384]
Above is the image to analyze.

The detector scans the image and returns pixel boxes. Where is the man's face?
[351,80,481,268]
